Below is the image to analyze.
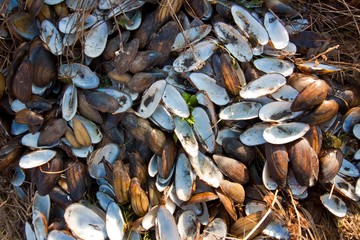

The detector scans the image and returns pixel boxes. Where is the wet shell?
[219,101,262,120]
[240,73,286,99]
[259,101,302,122]
[189,73,230,106]
[264,12,289,49]
[291,80,329,112]
[231,4,269,45]
[173,39,217,72]
[263,122,310,145]
[214,22,253,62]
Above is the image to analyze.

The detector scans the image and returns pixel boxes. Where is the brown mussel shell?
[65,161,87,202]
[319,148,343,183]
[265,143,288,188]
[213,154,249,185]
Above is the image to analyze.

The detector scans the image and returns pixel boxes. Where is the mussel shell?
[287,138,318,186]
[263,122,310,145]
[300,100,339,125]
[264,12,289,49]
[342,107,360,133]
[84,91,120,113]
[8,12,39,40]
[12,58,33,103]
[36,154,63,196]
[213,154,249,184]
[291,80,328,112]
[129,50,161,73]
[319,148,343,182]
[222,137,256,165]
[265,143,288,187]
[65,161,86,201]
[38,118,67,146]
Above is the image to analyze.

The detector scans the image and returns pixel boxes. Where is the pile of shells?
[1,0,360,239]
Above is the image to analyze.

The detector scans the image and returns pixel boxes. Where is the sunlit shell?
[150,105,175,131]
[59,63,99,89]
[174,117,198,157]
[11,121,29,135]
[181,202,209,226]
[287,170,307,196]
[339,159,360,177]
[254,57,294,77]
[172,24,212,52]
[330,175,359,201]
[162,84,190,118]
[142,206,158,230]
[192,107,215,153]
[97,89,132,114]
[259,101,303,122]
[240,73,286,99]
[271,84,299,102]
[175,153,195,201]
[47,230,76,240]
[216,127,242,146]
[264,12,289,49]
[85,21,108,58]
[189,73,229,106]
[138,80,167,118]
[189,151,223,188]
[240,123,271,146]
[356,178,360,197]
[173,39,217,72]
[61,85,78,121]
[40,20,63,55]
[263,122,310,144]
[231,4,269,45]
[177,210,198,239]
[19,150,56,169]
[219,101,262,120]
[44,0,63,5]
[214,22,253,62]
[264,42,297,57]
[106,202,125,240]
[64,203,107,239]
[156,206,181,240]
[262,160,278,190]
[202,218,227,240]
[87,143,120,179]
[320,193,347,218]
[297,62,341,75]
[71,145,94,158]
